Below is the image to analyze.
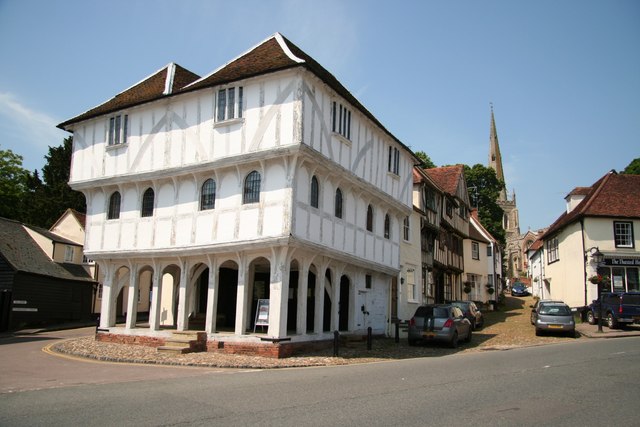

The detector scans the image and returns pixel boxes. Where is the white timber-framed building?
[58,33,418,356]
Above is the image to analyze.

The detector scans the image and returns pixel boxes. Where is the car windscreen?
[415,306,449,318]
[539,305,571,315]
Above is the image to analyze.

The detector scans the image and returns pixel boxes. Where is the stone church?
[488,107,542,282]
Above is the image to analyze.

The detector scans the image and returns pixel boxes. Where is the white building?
[58,33,418,356]
[463,211,502,303]
[536,171,640,308]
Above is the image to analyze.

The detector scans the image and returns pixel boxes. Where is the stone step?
[157,345,191,355]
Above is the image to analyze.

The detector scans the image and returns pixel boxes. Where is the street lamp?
[585,247,605,332]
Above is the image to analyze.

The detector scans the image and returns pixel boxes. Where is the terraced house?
[58,33,418,356]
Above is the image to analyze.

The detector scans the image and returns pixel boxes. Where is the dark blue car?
[511,282,529,297]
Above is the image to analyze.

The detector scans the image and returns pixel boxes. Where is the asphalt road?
[1,330,638,426]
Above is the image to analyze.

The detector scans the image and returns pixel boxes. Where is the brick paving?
[50,295,639,369]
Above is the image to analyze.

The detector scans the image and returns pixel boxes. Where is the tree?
[464,164,506,245]
[0,148,30,221]
[622,158,640,175]
[414,151,436,169]
[34,137,85,227]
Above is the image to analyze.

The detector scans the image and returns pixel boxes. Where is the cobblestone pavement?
[50,296,637,369]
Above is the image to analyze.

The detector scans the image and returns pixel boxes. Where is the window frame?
[366,205,374,232]
[200,178,216,210]
[471,241,480,260]
[613,221,634,248]
[216,86,243,123]
[243,171,261,204]
[546,236,559,264]
[384,214,390,239]
[331,101,351,140]
[141,187,155,217]
[403,216,410,241]
[310,176,319,209]
[64,245,75,262]
[108,114,128,146]
[334,188,343,219]
[387,146,400,175]
[107,191,121,220]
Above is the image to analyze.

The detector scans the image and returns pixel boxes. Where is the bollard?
[395,321,400,343]
[333,330,340,357]
[367,326,372,350]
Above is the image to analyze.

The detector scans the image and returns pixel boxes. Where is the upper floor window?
[614,221,634,248]
[425,187,437,211]
[141,188,154,217]
[108,191,121,219]
[243,170,261,204]
[546,236,559,264]
[403,216,410,241]
[331,101,351,140]
[200,179,216,210]
[366,205,374,232]
[217,86,243,122]
[335,188,343,219]
[64,246,75,262]
[365,274,372,289]
[487,245,493,257]
[445,200,453,217]
[310,176,319,208]
[472,242,479,260]
[388,147,399,175]
[384,214,390,239]
[108,114,128,146]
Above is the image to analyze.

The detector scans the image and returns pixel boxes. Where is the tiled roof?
[424,165,464,195]
[542,171,640,239]
[566,187,591,197]
[58,33,418,160]
[0,217,94,282]
[58,63,200,128]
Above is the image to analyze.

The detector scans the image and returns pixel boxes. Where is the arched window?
[200,179,216,210]
[384,214,390,239]
[108,191,121,220]
[141,188,154,217]
[335,188,343,219]
[310,176,319,208]
[366,205,374,232]
[243,171,261,204]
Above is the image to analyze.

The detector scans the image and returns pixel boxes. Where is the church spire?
[488,104,507,201]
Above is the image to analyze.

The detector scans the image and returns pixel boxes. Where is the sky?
[0,0,638,231]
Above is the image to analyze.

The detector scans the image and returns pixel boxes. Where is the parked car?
[511,282,529,297]
[451,300,484,330]
[408,304,472,348]
[530,299,563,325]
[533,302,576,336]
[587,292,640,329]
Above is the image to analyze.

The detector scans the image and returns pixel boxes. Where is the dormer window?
[388,147,399,175]
[217,87,243,122]
[331,101,351,140]
[108,114,128,146]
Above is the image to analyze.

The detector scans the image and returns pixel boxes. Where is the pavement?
[575,321,640,338]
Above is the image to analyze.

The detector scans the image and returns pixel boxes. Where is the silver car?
[533,303,576,337]
[408,304,472,348]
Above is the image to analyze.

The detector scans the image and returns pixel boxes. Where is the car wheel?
[471,319,476,330]
[465,328,472,343]
[535,328,542,336]
[408,338,417,346]
[530,313,535,325]
[606,312,618,329]
[587,310,596,325]
[449,332,459,348]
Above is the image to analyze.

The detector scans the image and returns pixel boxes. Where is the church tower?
[488,105,520,239]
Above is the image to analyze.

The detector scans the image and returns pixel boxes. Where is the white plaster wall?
[544,221,586,307]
